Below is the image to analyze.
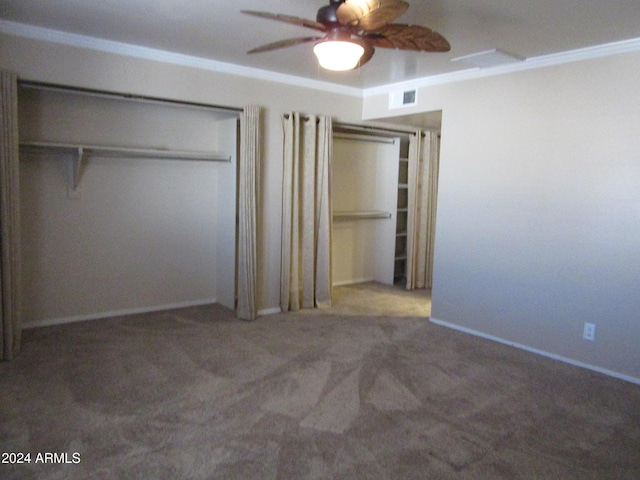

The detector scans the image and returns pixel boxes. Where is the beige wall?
[364,51,640,381]
[0,32,363,315]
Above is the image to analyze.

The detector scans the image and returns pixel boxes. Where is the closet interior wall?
[331,129,402,286]
[18,85,238,327]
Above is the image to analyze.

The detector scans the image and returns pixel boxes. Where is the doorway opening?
[330,111,442,318]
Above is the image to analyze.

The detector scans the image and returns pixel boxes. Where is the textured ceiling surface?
[2,0,640,88]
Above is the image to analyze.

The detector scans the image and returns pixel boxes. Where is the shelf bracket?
[68,146,84,197]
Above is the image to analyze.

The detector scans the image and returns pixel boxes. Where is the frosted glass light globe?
[313,41,365,71]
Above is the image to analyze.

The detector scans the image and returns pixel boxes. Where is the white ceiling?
[2,0,640,90]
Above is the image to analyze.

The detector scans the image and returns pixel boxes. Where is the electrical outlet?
[583,322,596,341]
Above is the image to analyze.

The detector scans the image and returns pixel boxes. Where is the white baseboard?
[22,298,219,329]
[429,317,640,386]
[258,307,282,316]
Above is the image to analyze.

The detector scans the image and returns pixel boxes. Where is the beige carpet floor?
[1,282,638,479]
[329,281,431,317]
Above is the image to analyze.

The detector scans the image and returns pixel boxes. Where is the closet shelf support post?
[69,146,84,196]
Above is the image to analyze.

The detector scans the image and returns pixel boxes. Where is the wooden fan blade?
[363,24,450,52]
[241,10,328,32]
[336,0,409,31]
[247,36,325,54]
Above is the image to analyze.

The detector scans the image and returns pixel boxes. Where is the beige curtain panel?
[280,113,333,312]
[0,70,22,360]
[237,105,261,321]
[406,130,440,290]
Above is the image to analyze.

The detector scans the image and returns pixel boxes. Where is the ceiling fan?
[242,0,450,71]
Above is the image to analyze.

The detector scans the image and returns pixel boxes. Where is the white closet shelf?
[20,141,231,195]
[19,141,231,162]
[333,210,392,220]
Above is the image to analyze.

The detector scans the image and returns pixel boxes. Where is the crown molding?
[363,36,640,97]
[3,19,640,100]
[0,20,363,98]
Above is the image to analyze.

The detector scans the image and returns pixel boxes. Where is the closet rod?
[333,132,396,144]
[18,80,243,115]
[334,122,417,138]
[20,141,231,162]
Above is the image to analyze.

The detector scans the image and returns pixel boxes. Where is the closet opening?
[331,116,441,318]
[17,81,243,328]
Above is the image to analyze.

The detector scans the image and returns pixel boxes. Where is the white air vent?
[389,89,418,109]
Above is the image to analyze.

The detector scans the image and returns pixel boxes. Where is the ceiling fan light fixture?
[313,40,365,71]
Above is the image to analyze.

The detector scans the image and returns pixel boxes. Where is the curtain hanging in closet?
[280,112,333,312]
[0,70,22,360]
[237,105,261,321]
[406,130,440,290]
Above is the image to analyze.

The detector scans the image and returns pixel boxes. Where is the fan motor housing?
[316,1,344,27]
